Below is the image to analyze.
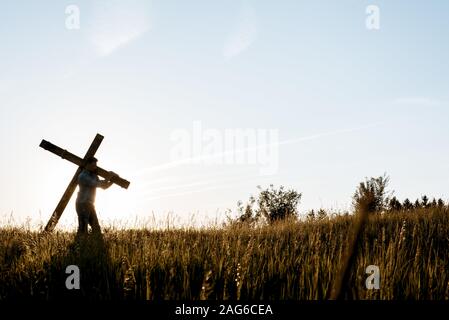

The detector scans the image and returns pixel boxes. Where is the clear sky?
[1,1,448,229]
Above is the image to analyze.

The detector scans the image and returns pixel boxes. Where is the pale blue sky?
[1,1,448,228]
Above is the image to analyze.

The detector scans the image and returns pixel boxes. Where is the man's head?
[85,156,98,172]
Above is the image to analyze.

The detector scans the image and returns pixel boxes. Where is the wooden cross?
[39,133,130,232]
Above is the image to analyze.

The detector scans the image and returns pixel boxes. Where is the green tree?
[430,198,437,208]
[352,174,391,213]
[403,198,413,211]
[388,196,402,212]
[235,185,301,224]
[421,195,429,208]
[256,185,302,223]
[414,199,421,209]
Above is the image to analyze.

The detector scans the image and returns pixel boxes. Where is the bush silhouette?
[353,174,390,213]
[237,185,301,224]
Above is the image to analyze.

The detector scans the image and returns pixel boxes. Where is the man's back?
[77,169,99,204]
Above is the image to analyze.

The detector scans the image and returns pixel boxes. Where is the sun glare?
[95,184,140,226]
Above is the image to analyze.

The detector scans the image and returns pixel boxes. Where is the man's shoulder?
[79,169,91,177]
[79,170,98,181]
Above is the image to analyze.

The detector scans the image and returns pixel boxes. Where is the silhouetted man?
[76,157,117,236]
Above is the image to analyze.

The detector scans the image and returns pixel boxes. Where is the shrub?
[236,185,301,224]
[352,174,391,213]
[256,185,301,223]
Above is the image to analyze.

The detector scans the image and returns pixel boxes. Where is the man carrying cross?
[39,134,130,235]
[76,156,118,236]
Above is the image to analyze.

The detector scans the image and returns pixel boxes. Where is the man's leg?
[87,204,106,254]
[87,203,102,235]
[76,202,89,236]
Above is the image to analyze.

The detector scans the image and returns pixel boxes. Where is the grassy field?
[0,208,448,300]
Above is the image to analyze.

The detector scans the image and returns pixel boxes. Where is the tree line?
[233,174,448,225]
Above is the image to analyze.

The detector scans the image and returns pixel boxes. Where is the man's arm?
[97,171,117,189]
[97,180,113,189]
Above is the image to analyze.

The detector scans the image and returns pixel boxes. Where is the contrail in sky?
[137,173,268,197]
[144,175,267,202]
[133,122,384,176]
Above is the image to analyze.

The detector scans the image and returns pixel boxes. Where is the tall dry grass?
[0,207,448,300]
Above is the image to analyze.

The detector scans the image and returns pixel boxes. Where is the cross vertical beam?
[43,134,104,232]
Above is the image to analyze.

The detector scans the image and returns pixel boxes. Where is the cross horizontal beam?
[39,139,130,189]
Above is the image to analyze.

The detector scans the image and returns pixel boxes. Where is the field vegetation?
[1,176,448,300]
